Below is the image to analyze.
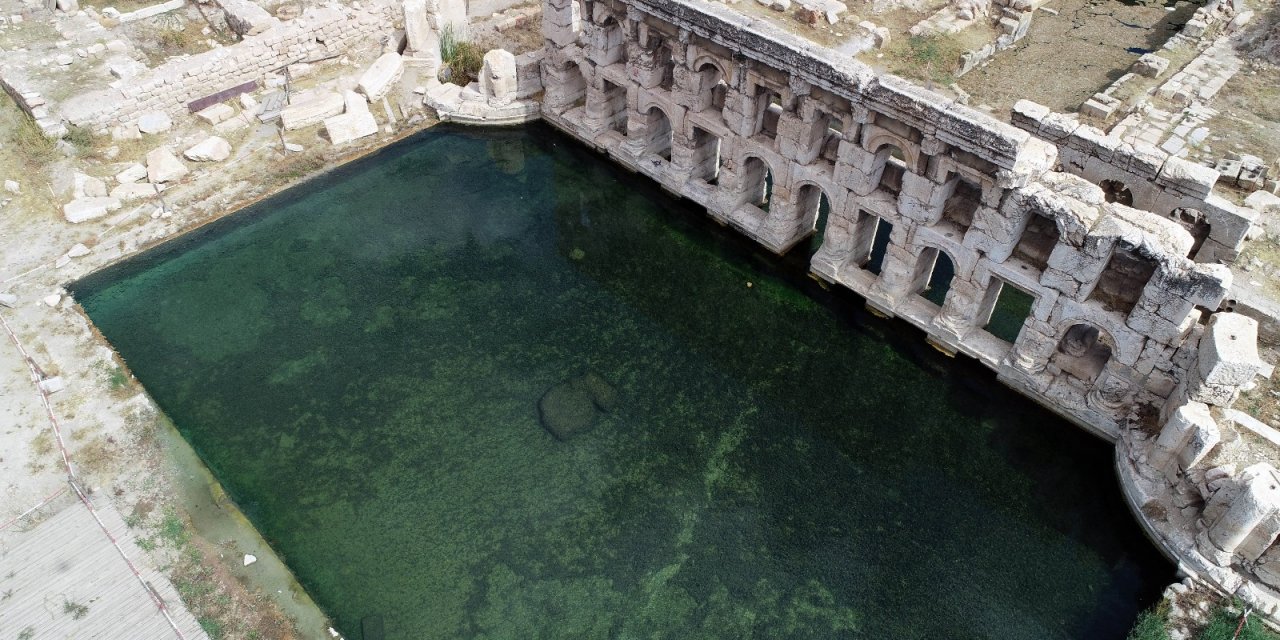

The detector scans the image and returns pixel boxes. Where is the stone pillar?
[1202,464,1280,564]
[1187,313,1266,408]
[542,0,581,47]
[404,0,440,72]
[1006,321,1056,375]
[480,49,518,106]
[1148,401,1220,480]
[437,0,468,38]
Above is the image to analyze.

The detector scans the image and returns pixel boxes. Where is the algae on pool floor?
[74,124,1171,640]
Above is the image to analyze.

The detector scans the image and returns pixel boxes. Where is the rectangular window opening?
[1087,246,1156,316]
[1011,213,1059,272]
[984,281,1035,344]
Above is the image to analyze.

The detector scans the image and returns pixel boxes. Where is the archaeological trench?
[3,0,1280,635]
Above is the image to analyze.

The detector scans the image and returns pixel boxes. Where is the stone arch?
[1099,179,1134,206]
[864,131,918,167]
[794,181,833,255]
[1171,207,1211,258]
[636,103,673,160]
[867,139,909,196]
[692,58,729,112]
[1051,321,1118,384]
[553,59,589,112]
[742,155,775,211]
[910,243,959,308]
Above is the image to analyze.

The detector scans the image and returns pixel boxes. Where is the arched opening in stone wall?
[852,211,892,275]
[694,61,727,114]
[1051,323,1114,384]
[754,85,782,140]
[600,78,628,135]
[941,177,981,233]
[595,15,626,66]
[640,106,673,160]
[874,144,906,196]
[1011,212,1060,272]
[691,126,722,184]
[820,116,843,163]
[911,247,956,308]
[795,184,831,256]
[657,44,676,91]
[1171,207,1211,258]
[1088,244,1157,316]
[981,279,1035,344]
[560,61,588,112]
[742,156,774,211]
[1100,179,1134,207]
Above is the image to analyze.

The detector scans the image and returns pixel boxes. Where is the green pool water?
[73,124,1171,640]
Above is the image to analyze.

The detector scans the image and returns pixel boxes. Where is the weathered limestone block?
[480,49,517,107]
[116,163,147,184]
[218,0,281,35]
[1133,53,1170,78]
[196,103,236,125]
[358,52,404,101]
[184,136,232,162]
[110,182,164,201]
[63,197,122,223]
[1201,464,1280,564]
[514,50,544,99]
[73,172,107,198]
[1188,313,1265,407]
[280,90,345,130]
[403,0,439,70]
[137,111,173,134]
[1149,401,1219,479]
[323,92,377,145]
[542,0,581,47]
[146,148,190,183]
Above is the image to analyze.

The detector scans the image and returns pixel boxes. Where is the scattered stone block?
[38,376,66,394]
[213,114,253,134]
[239,93,258,112]
[219,0,280,35]
[111,182,163,201]
[66,243,90,258]
[42,294,61,308]
[116,163,147,183]
[4,180,19,194]
[55,53,73,65]
[137,111,173,134]
[1134,53,1170,78]
[111,124,142,141]
[480,49,517,107]
[63,196,122,223]
[195,102,235,125]
[108,57,147,80]
[324,92,378,145]
[73,172,107,198]
[279,90,344,130]
[357,51,404,101]
[146,147,189,183]
[184,136,232,162]
[0,292,16,308]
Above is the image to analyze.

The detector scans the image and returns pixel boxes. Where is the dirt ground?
[0,6,546,639]
[957,0,1200,116]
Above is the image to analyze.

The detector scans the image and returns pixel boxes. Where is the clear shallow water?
[74,124,1172,640]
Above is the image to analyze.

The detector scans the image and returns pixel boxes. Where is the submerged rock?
[538,372,617,441]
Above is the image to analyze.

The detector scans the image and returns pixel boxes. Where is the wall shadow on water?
[74,123,1172,640]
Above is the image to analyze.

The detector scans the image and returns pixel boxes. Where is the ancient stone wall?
[58,0,400,130]
[537,0,1251,444]
[1012,100,1257,264]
